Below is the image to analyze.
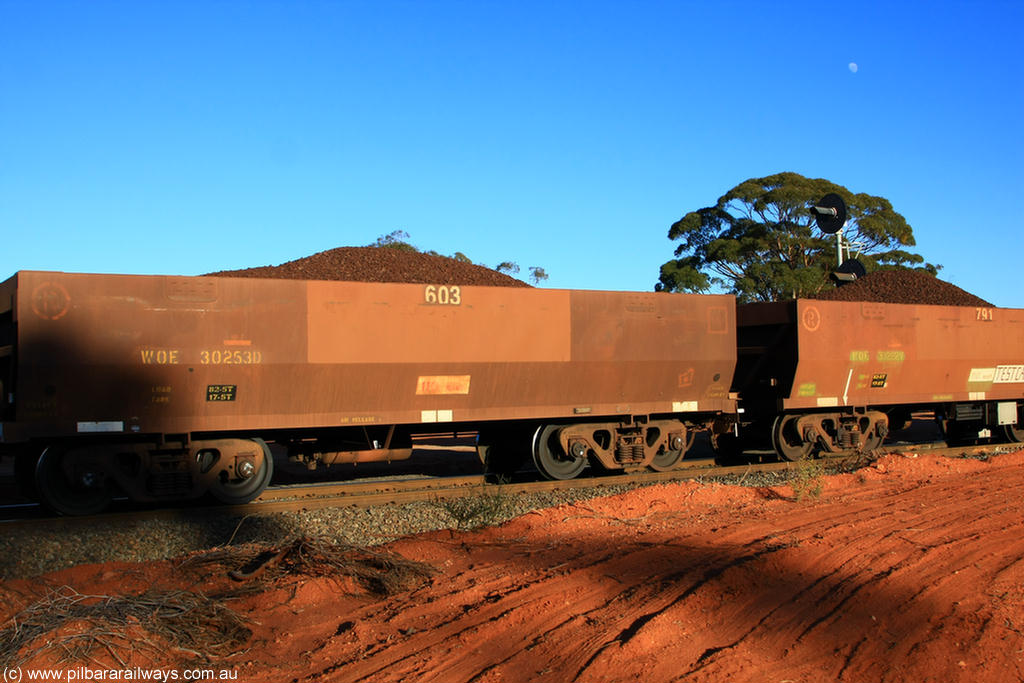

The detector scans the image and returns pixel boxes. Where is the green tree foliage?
[495,261,520,275]
[656,172,939,302]
[370,230,417,252]
[528,266,548,284]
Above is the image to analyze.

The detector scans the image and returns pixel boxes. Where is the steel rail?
[2,440,1020,532]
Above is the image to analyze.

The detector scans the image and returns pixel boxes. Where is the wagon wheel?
[532,425,586,480]
[1004,423,1024,443]
[771,414,813,461]
[647,448,682,472]
[35,445,113,516]
[207,439,275,504]
[648,431,693,472]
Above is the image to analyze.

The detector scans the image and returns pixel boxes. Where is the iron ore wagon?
[731,299,1024,458]
[0,271,737,514]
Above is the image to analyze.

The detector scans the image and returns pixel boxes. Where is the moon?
[848,62,859,73]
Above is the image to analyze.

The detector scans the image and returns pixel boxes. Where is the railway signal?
[811,193,865,284]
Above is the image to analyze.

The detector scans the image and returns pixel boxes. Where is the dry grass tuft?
[435,489,512,530]
[184,536,436,596]
[0,586,250,669]
[2,538,434,668]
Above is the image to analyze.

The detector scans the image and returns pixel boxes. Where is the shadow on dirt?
[321,468,1024,683]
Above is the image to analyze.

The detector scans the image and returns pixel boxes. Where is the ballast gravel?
[0,470,796,580]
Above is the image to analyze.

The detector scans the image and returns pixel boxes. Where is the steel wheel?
[1004,423,1024,443]
[532,425,585,480]
[208,439,275,504]
[648,447,684,472]
[648,431,692,472]
[771,414,813,461]
[36,445,112,516]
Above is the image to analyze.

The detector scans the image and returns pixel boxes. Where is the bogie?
[770,411,888,461]
[30,437,275,515]
[530,419,697,479]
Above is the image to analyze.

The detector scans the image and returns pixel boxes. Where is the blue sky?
[2,1,1021,306]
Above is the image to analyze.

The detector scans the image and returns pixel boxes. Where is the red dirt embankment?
[3,451,1023,682]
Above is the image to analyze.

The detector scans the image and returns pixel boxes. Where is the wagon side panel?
[785,300,1024,410]
[5,274,737,443]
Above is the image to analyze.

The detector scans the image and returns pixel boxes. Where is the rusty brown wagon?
[732,299,1024,459]
[0,271,737,514]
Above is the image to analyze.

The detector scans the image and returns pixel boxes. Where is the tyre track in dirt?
[284,453,1024,683]
[586,458,1024,683]
[5,453,1022,682]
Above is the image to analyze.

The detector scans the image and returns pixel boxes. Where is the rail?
[2,439,1020,531]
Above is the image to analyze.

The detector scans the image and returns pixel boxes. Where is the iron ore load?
[0,248,1022,515]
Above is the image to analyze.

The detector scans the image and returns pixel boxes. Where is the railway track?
[3,438,1021,532]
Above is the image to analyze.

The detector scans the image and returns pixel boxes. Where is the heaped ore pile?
[812,269,992,307]
[207,247,530,287]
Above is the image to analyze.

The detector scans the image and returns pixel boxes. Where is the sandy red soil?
[3,451,1024,682]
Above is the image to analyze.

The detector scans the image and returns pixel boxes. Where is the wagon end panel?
[0,273,16,431]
